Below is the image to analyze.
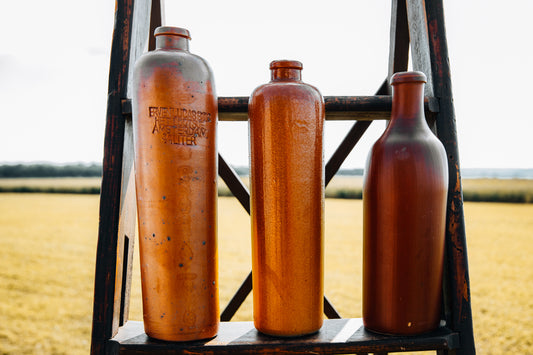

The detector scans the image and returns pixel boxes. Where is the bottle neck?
[271,68,302,81]
[155,35,190,51]
[390,81,425,124]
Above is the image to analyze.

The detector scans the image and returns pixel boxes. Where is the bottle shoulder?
[250,81,323,102]
[133,49,214,83]
[135,49,212,70]
[371,127,447,162]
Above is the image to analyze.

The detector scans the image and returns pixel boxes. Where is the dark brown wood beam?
[91,0,152,354]
[388,0,410,82]
[148,0,163,51]
[426,1,476,354]
[121,96,438,121]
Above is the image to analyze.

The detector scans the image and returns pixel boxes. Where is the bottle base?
[257,328,321,338]
[254,322,323,338]
[363,320,440,336]
[145,324,218,342]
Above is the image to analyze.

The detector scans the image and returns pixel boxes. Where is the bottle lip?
[270,60,303,70]
[390,71,427,85]
[154,26,191,40]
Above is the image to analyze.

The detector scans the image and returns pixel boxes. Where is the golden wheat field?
[0,182,532,354]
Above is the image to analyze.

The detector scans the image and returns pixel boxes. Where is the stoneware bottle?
[249,60,325,337]
[132,26,218,341]
[363,71,448,335]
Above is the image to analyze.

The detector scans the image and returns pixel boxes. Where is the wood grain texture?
[90,0,152,354]
[116,120,137,328]
[218,153,250,214]
[109,319,458,354]
[407,0,434,97]
[426,0,476,354]
[388,0,410,85]
[123,95,438,121]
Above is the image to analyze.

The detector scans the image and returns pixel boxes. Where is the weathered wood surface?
[121,95,438,121]
[109,319,459,354]
[220,272,253,322]
[192,95,399,121]
[116,121,136,329]
[218,153,250,214]
[218,95,398,121]
[388,0,410,83]
[325,81,388,185]
[147,0,163,51]
[90,0,153,354]
[426,1,476,354]
[407,0,434,97]
[217,95,438,121]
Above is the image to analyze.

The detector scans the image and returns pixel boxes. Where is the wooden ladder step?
[110,319,459,354]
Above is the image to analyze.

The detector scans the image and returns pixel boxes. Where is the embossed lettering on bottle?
[149,106,212,145]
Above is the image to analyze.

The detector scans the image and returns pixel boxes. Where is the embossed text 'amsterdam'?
[149,106,212,146]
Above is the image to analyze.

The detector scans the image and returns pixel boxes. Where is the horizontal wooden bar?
[111,319,459,354]
[121,96,439,121]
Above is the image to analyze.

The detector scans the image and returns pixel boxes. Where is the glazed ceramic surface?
[132,26,218,341]
[249,60,325,337]
[363,71,448,335]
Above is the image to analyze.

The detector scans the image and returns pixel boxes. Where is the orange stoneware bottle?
[132,26,218,341]
[363,71,448,335]
[249,60,325,337]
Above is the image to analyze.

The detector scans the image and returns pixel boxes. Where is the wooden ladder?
[90,0,475,353]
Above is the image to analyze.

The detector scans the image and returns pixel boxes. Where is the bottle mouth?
[270,60,303,70]
[390,71,427,85]
[154,26,191,40]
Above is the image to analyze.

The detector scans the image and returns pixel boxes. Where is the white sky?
[1,0,532,169]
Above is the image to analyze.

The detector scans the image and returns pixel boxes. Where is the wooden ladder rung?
[120,96,439,121]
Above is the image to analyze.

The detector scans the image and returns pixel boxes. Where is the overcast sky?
[1,0,532,169]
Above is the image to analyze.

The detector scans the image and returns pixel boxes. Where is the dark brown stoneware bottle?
[249,60,325,337]
[132,26,218,341]
[363,71,448,335]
